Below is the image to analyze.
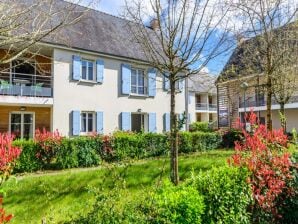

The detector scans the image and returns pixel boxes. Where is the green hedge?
[179,131,221,153]
[189,122,211,132]
[13,131,221,173]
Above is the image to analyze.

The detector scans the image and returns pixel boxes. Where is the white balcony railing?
[196,103,217,111]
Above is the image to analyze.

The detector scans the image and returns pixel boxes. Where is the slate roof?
[188,73,217,94]
[41,0,153,62]
[218,21,298,83]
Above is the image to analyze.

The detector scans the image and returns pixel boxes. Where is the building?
[0,2,186,138]
[188,73,217,125]
[216,23,298,132]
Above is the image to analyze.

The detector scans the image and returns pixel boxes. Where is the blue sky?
[69,0,233,75]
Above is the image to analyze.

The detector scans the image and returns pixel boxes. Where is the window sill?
[78,79,98,84]
[80,132,96,136]
[129,93,149,98]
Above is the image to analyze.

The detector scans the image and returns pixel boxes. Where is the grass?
[2,149,233,224]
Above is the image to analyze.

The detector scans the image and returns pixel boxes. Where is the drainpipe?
[185,77,189,131]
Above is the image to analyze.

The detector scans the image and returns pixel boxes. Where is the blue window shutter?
[121,64,131,94]
[96,59,104,83]
[163,73,169,91]
[96,111,104,134]
[72,55,81,80]
[148,113,157,133]
[148,68,156,97]
[121,112,131,131]
[163,113,170,132]
[72,110,80,136]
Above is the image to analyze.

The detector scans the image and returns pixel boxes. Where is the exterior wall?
[260,109,298,132]
[52,48,186,135]
[0,106,51,133]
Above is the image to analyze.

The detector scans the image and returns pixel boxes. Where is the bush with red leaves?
[35,128,63,165]
[0,133,21,185]
[229,111,293,222]
[0,197,12,224]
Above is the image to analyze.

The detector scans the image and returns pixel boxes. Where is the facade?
[216,23,298,132]
[188,73,217,126]
[0,5,186,138]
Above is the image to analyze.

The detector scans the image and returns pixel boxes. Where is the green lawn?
[2,150,233,224]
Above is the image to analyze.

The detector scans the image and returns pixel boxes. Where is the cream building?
[187,73,218,126]
[0,4,186,138]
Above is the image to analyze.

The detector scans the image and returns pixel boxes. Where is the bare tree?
[272,23,298,132]
[0,0,91,68]
[229,0,297,130]
[124,0,233,185]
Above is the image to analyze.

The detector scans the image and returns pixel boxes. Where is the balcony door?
[10,112,35,139]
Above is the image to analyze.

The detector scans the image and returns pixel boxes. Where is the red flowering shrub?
[229,111,293,221]
[0,133,21,184]
[35,129,63,165]
[0,197,12,224]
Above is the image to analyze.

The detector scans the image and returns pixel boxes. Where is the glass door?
[10,112,34,139]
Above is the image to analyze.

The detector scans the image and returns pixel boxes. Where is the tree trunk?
[170,78,179,185]
[280,103,286,133]
[266,75,273,130]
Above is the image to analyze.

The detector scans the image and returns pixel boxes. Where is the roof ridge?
[62,0,134,24]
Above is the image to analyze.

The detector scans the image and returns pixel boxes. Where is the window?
[81,112,95,133]
[10,112,34,139]
[81,59,94,81]
[131,68,146,95]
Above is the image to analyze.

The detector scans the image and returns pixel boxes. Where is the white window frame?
[81,59,95,82]
[9,111,35,139]
[131,68,147,95]
[80,111,96,134]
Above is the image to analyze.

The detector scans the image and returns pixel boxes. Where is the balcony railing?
[239,96,298,108]
[0,72,52,97]
[196,103,217,111]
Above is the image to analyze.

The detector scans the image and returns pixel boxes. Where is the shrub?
[0,133,21,183]
[110,132,168,161]
[179,131,221,153]
[189,122,210,132]
[221,128,243,148]
[13,140,42,173]
[229,112,293,222]
[194,166,252,224]
[34,129,62,167]
[73,136,101,167]
[140,181,205,224]
[0,197,12,223]
[277,152,298,224]
[55,139,79,169]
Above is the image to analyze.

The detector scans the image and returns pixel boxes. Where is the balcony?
[239,95,298,110]
[196,103,217,111]
[0,72,52,97]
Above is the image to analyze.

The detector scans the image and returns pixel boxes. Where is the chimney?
[236,34,246,46]
[150,19,159,31]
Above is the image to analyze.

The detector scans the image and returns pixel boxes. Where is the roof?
[188,73,217,94]
[218,21,298,83]
[28,0,155,62]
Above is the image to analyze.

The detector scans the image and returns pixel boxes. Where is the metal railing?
[0,72,52,97]
[239,95,298,108]
[196,103,217,111]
